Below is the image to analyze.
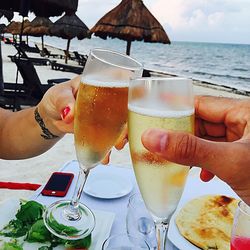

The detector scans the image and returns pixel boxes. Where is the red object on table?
[231,236,250,250]
[0,182,41,191]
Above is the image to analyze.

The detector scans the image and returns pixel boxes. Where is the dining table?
[29,160,239,250]
[31,160,179,249]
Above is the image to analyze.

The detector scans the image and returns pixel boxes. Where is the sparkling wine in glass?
[231,201,250,250]
[128,77,194,249]
[44,48,142,240]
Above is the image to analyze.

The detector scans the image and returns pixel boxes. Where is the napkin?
[0,181,41,190]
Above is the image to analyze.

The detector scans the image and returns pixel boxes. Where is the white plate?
[167,167,240,250]
[0,198,115,250]
[84,166,134,199]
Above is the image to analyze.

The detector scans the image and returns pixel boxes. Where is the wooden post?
[0,41,3,87]
[41,36,44,50]
[65,39,71,64]
[126,40,131,55]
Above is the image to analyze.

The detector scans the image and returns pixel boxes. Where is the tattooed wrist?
[34,107,59,140]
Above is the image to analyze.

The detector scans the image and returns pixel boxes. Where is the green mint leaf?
[16,201,44,225]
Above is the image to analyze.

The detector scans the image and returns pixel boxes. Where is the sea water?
[33,36,250,92]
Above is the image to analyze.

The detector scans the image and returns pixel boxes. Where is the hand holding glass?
[44,48,142,240]
[128,77,194,249]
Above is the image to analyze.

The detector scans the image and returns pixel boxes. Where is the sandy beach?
[0,40,247,202]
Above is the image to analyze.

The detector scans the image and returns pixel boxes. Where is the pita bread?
[175,195,238,250]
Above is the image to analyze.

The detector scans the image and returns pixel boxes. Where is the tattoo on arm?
[34,107,59,140]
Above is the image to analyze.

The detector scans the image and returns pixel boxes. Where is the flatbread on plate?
[175,194,238,250]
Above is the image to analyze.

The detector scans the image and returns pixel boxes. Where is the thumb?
[141,128,235,171]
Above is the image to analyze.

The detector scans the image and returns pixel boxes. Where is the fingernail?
[61,106,71,119]
[142,129,168,153]
[123,138,128,145]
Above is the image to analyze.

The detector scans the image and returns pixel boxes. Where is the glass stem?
[155,222,168,250]
[64,164,89,221]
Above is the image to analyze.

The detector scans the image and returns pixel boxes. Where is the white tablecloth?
[32,160,178,250]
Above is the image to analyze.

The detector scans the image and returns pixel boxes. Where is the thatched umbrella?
[23,16,53,50]
[91,0,170,55]
[0,0,78,18]
[4,19,31,35]
[49,13,90,64]
[0,10,14,22]
[0,24,6,34]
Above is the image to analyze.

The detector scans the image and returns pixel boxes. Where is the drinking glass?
[230,201,250,250]
[128,77,194,249]
[126,193,157,249]
[44,48,143,240]
[102,233,150,250]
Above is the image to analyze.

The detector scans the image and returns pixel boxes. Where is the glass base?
[43,200,95,240]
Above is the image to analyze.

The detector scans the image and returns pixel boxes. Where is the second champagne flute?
[44,48,143,240]
[128,77,194,249]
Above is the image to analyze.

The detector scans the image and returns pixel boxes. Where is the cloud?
[147,0,250,43]
[149,0,226,29]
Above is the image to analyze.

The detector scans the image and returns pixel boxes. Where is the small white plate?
[167,167,240,250]
[84,166,134,199]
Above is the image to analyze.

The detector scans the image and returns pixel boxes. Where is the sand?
[0,40,247,202]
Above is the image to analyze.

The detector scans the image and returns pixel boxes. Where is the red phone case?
[41,172,74,197]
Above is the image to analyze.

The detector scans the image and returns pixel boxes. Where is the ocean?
[34,36,250,92]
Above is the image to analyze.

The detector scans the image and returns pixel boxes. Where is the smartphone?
[41,172,74,197]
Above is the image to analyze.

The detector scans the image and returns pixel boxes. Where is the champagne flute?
[126,193,157,249]
[231,201,250,250]
[128,77,194,249]
[44,48,143,240]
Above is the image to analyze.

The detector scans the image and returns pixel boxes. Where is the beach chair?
[142,69,151,77]
[20,41,40,53]
[63,50,76,61]
[51,61,83,74]
[1,58,70,110]
[0,80,38,110]
[42,47,64,59]
[73,51,88,66]
[8,43,51,66]
[4,37,13,44]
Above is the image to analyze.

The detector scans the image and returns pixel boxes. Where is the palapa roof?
[4,20,31,35]
[49,13,90,40]
[91,0,170,44]
[0,0,78,17]
[23,17,53,37]
[0,10,14,21]
[0,24,6,34]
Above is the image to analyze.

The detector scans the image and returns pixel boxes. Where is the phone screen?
[44,174,72,191]
[42,172,74,197]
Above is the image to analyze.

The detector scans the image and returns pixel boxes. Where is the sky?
[9,0,250,44]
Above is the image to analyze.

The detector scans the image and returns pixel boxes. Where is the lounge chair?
[0,81,38,110]
[51,61,83,74]
[73,51,87,66]
[0,58,70,110]
[8,43,51,66]
[63,50,76,61]
[142,69,151,77]
[4,37,13,45]
[20,41,40,53]
[42,47,64,59]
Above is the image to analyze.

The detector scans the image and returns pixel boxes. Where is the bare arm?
[0,76,80,159]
